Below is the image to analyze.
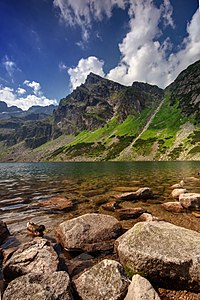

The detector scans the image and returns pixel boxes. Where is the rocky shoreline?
[0,182,200,300]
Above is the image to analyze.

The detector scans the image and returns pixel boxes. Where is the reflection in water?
[0,161,200,247]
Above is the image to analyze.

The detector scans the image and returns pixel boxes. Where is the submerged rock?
[161,202,185,213]
[2,271,73,300]
[55,213,122,252]
[179,193,200,210]
[3,238,58,282]
[124,274,160,300]
[0,222,10,245]
[116,208,146,220]
[115,221,200,291]
[138,213,158,222]
[73,259,129,300]
[40,196,73,211]
[101,201,121,211]
[117,187,153,201]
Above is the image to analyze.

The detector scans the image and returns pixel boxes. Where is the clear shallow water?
[0,161,200,247]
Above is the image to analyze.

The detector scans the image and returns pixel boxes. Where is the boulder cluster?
[0,184,200,300]
[161,177,200,215]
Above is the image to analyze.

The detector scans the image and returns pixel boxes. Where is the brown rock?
[171,188,187,199]
[192,212,200,218]
[0,222,10,245]
[102,201,121,211]
[3,238,58,282]
[55,213,122,252]
[161,202,185,213]
[138,213,158,222]
[2,271,73,300]
[116,208,146,220]
[66,253,94,277]
[40,196,73,211]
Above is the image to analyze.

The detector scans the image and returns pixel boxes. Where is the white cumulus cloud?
[16,88,26,96]
[68,56,105,90]
[107,0,200,88]
[0,83,57,111]
[24,80,42,96]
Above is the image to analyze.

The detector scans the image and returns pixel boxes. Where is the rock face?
[168,60,200,119]
[73,259,129,300]
[55,213,122,252]
[0,222,10,245]
[161,202,185,213]
[179,193,200,210]
[3,238,58,282]
[40,196,73,211]
[124,274,160,300]
[53,73,163,137]
[2,271,73,300]
[115,221,200,291]
[118,187,153,201]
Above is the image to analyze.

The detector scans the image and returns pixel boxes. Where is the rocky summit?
[0,60,200,162]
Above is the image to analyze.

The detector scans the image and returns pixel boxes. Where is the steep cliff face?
[52,73,163,137]
[168,60,200,119]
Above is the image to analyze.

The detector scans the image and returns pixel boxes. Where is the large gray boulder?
[55,213,122,252]
[3,238,58,282]
[2,271,73,300]
[115,221,200,291]
[124,274,160,300]
[73,259,129,300]
[179,193,200,210]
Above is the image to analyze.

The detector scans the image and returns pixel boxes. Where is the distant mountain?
[0,60,200,162]
[0,101,22,114]
[0,103,57,119]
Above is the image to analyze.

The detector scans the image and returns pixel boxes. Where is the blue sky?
[0,0,199,110]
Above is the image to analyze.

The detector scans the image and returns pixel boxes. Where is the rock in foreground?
[3,271,73,300]
[73,259,129,300]
[56,213,122,252]
[115,221,200,291]
[3,238,58,282]
[124,274,160,300]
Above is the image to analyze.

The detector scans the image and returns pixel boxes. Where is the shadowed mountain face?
[52,72,163,138]
[168,60,200,119]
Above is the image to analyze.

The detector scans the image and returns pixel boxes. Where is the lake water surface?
[0,161,200,247]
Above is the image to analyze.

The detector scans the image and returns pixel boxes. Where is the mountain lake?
[0,161,200,248]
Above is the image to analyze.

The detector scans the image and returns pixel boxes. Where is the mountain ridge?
[0,60,199,162]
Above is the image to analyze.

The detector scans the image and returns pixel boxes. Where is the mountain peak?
[85,72,104,85]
